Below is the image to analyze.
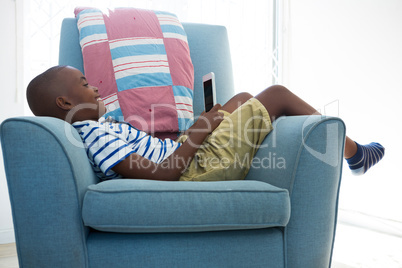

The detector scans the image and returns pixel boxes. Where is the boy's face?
[60,67,107,121]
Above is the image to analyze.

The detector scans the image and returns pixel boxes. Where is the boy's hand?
[188,104,224,135]
[113,104,225,181]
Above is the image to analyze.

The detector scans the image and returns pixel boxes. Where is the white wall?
[0,0,25,244]
[285,0,402,221]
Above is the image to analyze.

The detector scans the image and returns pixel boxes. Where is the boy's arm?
[112,105,224,181]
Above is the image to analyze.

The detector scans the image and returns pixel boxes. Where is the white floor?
[332,211,402,268]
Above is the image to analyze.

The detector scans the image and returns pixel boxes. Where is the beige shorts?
[178,98,273,181]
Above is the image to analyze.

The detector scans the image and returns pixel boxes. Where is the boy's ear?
[56,96,73,111]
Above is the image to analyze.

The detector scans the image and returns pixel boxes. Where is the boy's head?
[26,65,106,123]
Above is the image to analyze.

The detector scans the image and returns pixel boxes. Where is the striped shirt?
[72,117,182,180]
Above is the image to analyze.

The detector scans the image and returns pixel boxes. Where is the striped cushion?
[74,7,194,134]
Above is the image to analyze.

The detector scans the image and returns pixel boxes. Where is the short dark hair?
[26,65,67,116]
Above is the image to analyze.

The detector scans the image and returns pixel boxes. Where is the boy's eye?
[83,83,89,87]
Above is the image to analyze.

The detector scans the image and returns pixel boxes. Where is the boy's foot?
[346,142,385,175]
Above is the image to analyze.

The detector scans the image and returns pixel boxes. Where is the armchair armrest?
[1,116,97,267]
[245,115,346,268]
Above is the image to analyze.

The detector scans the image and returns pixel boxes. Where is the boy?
[26,65,384,181]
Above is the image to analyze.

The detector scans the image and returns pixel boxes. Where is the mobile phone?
[203,72,216,112]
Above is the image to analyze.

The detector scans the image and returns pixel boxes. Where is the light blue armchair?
[0,18,346,267]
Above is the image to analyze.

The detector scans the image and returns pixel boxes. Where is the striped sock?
[346,142,385,175]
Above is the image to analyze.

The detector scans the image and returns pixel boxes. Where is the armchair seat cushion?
[82,179,290,233]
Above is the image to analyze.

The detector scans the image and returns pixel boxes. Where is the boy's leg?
[344,136,358,159]
[255,85,384,175]
[220,92,253,114]
[255,85,318,122]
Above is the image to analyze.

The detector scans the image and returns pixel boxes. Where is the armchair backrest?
[59,18,236,117]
